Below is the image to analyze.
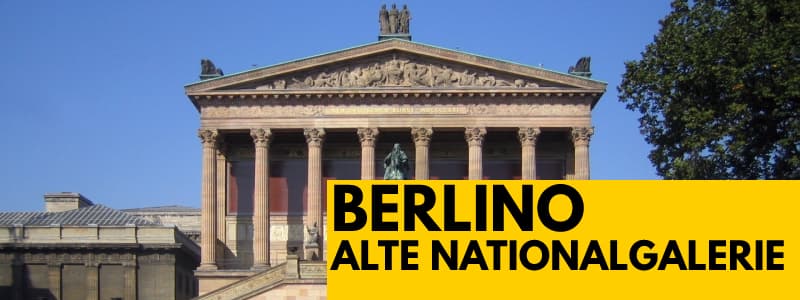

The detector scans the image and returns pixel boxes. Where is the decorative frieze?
[0,251,138,266]
[252,54,543,90]
[298,262,327,278]
[201,101,590,119]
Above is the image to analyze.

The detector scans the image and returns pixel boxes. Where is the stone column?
[47,262,61,300]
[251,128,272,269]
[198,129,218,270]
[304,128,326,260]
[565,150,575,180]
[571,127,594,180]
[465,127,487,180]
[518,127,541,180]
[85,262,99,300]
[123,261,137,300]
[215,143,227,268]
[411,127,433,180]
[357,128,379,180]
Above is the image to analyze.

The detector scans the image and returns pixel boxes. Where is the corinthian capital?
[571,127,594,146]
[304,128,326,147]
[250,128,273,147]
[357,128,380,147]
[198,129,218,148]
[411,127,433,146]
[518,127,541,146]
[464,127,487,147]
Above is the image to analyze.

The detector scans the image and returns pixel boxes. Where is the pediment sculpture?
[254,56,543,90]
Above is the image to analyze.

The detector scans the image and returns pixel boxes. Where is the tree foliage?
[619,0,800,179]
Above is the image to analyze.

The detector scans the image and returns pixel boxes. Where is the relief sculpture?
[255,55,542,90]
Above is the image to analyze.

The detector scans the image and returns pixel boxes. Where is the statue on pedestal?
[305,222,319,246]
[384,143,409,180]
[568,57,592,77]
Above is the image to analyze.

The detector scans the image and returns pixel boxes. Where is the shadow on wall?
[0,253,57,300]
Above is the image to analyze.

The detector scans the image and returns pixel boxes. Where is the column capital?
[571,127,594,146]
[357,128,380,147]
[250,128,273,147]
[304,128,326,147]
[412,127,433,146]
[518,127,541,146]
[465,127,487,147]
[198,128,219,147]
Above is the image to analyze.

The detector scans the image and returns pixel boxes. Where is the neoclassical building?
[186,9,605,297]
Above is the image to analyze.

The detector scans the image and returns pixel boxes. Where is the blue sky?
[0,1,671,212]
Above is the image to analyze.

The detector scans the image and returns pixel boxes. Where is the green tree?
[619,0,800,179]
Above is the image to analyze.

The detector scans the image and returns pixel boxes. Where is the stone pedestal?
[304,244,320,261]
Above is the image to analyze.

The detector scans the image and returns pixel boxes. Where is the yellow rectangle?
[326,180,797,299]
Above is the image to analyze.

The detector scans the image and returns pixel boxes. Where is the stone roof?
[0,204,155,226]
[121,205,200,213]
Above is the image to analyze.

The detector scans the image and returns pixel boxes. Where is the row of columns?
[197,126,593,269]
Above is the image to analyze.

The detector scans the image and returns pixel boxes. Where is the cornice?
[188,88,604,111]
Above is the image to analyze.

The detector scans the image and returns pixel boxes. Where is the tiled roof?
[121,205,200,213]
[0,205,155,226]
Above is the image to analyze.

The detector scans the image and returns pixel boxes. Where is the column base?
[251,263,270,271]
[198,263,219,271]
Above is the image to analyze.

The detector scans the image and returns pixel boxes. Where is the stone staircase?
[196,255,327,300]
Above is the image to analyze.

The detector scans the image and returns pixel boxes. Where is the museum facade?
[186,23,606,297]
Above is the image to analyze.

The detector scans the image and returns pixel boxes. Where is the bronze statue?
[384,143,409,180]
[568,57,591,76]
[200,59,223,76]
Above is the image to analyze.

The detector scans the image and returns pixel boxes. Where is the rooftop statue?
[379,4,410,35]
[568,57,591,77]
[379,5,390,34]
[200,58,223,79]
[399,5,410,34]
[384,143,410,180]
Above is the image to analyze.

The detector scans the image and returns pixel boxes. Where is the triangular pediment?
[185,39,606,94]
